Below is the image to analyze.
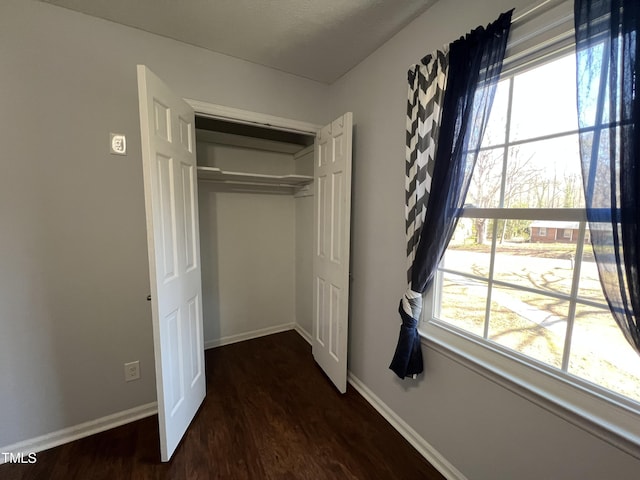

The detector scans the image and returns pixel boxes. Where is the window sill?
[419,320,640,460]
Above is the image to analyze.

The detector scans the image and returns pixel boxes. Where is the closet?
[137,63,352,462]
[194,117,315,349]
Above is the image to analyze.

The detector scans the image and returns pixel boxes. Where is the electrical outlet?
[124,361,140,382]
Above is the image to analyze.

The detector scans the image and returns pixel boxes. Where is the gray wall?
[197,142,298,345]
[328,0,640,478]
[2,0,640,478]
[0,0,329,448]
[294,149,315,338]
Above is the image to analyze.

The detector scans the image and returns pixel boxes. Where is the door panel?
[312,113,353,393]
[137,65,205,462]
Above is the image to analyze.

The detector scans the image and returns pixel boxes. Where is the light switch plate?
[110,133,127,155]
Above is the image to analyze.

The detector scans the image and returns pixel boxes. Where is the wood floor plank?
[0,331,445,479]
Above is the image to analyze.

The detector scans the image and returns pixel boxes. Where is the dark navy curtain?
[574,0,640,354]
[390,10,513,379]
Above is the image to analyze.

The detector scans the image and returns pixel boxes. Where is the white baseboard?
[2,331,463,480]
[294,324,312,345]
[347,373,467,480]
[204,322,295,350]
[2,325,296,462]
[288,328,459,477]
[291,324,461,477]
[0,402,157,464]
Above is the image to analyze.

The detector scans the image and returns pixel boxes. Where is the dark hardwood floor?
[0,331,444,479]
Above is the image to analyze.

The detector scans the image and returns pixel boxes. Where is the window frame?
[419,0,640,458]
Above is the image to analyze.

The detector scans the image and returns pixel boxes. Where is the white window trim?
[420,318,640,459]
[419,0,640,459]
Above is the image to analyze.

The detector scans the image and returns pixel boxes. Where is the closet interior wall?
[293,147,314,341]
[195,120,314,348]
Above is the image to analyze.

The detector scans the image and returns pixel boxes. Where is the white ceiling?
[40,0,437,84]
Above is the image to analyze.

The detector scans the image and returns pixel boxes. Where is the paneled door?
[313,113,353,393]
[137,65,205,461]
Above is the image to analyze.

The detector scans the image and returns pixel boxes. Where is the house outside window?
[531,221,579,243]
[422,0,640,453]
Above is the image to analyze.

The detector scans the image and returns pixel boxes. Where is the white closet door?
[137,65,206,461]
[312,113,353,393]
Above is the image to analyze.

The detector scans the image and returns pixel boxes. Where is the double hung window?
[423,0,640,450]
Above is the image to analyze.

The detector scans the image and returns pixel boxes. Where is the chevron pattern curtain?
[389,50,449,379]
[405,50,449,281]
[390,11,513,379]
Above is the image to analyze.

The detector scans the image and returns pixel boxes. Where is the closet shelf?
[197,166,313,187]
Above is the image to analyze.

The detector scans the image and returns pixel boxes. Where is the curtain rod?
[512,0,565,24]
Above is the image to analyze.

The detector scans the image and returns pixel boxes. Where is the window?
[422,0,640,449]
[430,52,640,403]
